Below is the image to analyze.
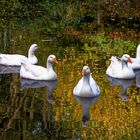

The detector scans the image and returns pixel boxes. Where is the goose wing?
[90,75,100,95]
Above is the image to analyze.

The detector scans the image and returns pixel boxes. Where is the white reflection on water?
[107,76,134,101]
[20,78,57,104]
[0,64,20,74]
[74,95,99,126]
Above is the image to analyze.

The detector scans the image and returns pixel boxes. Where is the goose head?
[28,44,38,54]
[121,54,132,63]
[28,44,38,64]
[47,55,58,65]
[82,66,90,76]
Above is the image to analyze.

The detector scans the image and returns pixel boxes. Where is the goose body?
[106,55,135,79]
[134,70,140,88]
[0,44,38,66]
[73,66,100,97]
[128,58,140,70]
[20,55,57,81]
[126,44,140,70]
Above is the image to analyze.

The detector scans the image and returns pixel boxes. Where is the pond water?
[0,31,140,140]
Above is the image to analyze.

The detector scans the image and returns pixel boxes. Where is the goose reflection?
[74,95,99,126]
[107,76,134,101]
[20,78,57,104]
[0,64,20,74]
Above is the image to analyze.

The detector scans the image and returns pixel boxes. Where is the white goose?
[0,44,38,66]
[106,54,135,79]
[127,44,140,70]
[20,55,58,81]
[73,66,100,97]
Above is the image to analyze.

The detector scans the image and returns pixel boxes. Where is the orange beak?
[53,58,58,64]
[82,69,86,76]
[128,57,132,63]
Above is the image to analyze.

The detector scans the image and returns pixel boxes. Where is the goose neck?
[136,46,140,58]
[28,49,35,58]
[121,61,128,68]
[83,74,90,85]
[47,62,53,70]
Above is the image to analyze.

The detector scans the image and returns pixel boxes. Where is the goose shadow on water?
[134,69,140,88]
[20,78,57,104]
[0,64,20,74]
[74,95,99,126]
[107,76,135,102]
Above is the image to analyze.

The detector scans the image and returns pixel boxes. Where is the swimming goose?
[73,66,100,97]
[0,44,38,66]
[106,54,135,79]
[20,55,58,81]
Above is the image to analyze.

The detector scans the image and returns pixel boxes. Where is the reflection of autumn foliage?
[54,47,140,139]
[1,45,140,139]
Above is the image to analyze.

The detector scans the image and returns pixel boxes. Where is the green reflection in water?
[0,29,140,140]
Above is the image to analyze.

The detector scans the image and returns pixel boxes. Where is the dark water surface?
[0,33,140,140]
